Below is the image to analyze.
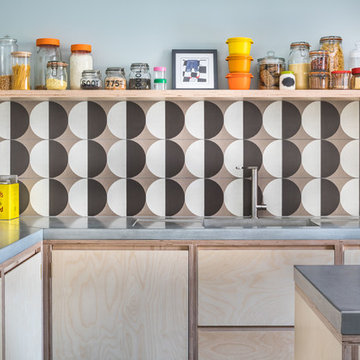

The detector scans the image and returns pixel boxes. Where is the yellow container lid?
[226,37,254,44]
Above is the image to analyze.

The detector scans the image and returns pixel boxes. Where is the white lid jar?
[70,44,93,90]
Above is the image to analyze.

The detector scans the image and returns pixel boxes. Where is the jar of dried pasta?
[11,51,31,90]
[319,36,344,73]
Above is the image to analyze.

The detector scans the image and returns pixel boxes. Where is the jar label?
[105,78,126,90]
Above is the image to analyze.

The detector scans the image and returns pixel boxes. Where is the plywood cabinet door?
[198,249,334,326]
[5,253,43,360]
[344,250,360,264]
[52,250,188,360]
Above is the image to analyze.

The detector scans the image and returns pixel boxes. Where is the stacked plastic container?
[225,37,253,89]
[153,67,167,90]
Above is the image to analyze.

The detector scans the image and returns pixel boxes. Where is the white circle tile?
[185,101,204,139]
[30,140,49,177]
[69,101,88,139]
[146,101,165,139]
[341,140,359,177]
[69,179,88,216]
[185,140,204,177]
[302,140,321,177]
[107,179,127,216]
[107,140,127,177]
[224,140,243,177]
[340,179,359,216]
[68,140,88,177]
[185,179,204,216]
[302,179,321,216]
[30,179,49,216]
[263,101,282,139]
[263,179,282,216]
[224,179,243,216]
[224,101,243,139]
[263,140,282,177]
[146,179,165,216]
[302,101,321,139]
[340,101,359,139]
[107,101,127,139]
[30,101,49,139]
[0,102,10,139]
[146,140,166,177]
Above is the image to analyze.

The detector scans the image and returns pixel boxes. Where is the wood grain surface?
[52,250,188,360]
[344,250,360,264]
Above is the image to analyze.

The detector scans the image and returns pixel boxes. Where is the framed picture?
[172,49,218,89]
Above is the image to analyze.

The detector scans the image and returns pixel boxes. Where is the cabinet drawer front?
[198,249,334,326]
[199,329,294,360]
[344,250,360,264]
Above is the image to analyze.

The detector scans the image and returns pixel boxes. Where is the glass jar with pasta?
[11,51,31,90]
[319,36,344,73]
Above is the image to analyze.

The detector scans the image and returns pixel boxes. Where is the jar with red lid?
[351,67,360,89]
[331,70,351,89]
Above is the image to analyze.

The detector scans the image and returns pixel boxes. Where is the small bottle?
[279,71,296,90]
[11,51,31,90]
[154,78,167,90]
[70,44,93,89]
[46,61,68,90]
[80,70,102,90]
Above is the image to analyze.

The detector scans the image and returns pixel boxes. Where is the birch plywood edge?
[0,89,360,101]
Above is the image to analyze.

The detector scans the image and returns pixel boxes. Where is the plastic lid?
[226,37,253,44]
[154,66,166,71]
[352,67,360,75]
[36,38,60,46]
[154,79,167,83]
[11,51,31,57]
[281,71,294,75]
[226,55,253,61]
[320,36,342,43]
[106,67,124,72]
[331,70,351,74]
[225,73,253,78]
[71,44,91,52]
[309,71,330,77]
[257,51,285,64]
[290,41,310,48]
[0,36,17,44]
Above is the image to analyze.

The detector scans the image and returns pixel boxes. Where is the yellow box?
[0,176,19,220]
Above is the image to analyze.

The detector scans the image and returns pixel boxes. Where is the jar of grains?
[70,44,93,89]
[129,63,151,89]
[80,70,102,89]
[0,36,18,90]
[46,61,68,90]
[351,68,360,89]
[288,41,310,89]
[257,51,285,89]
[104,67,126,90]
[11,51,31,90]
[320,36,344,73]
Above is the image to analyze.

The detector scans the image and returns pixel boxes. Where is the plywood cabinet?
[198,249,334,326]
[344,249,360,264]
[52,250,188,360]
[4,253,43,360]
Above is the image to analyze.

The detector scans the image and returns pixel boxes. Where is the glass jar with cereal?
[320,36,344,73]
[257,51,285,90]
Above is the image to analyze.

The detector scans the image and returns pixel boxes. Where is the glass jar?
[331,71,351,90]
[129,63,151,90]
[80,70,102,89]
[104,67,126,90]
[35,38,61,90]
[279,71,296,90]
[154,78,167,90]
[11,51,31,90]
[257,51,285,89]
[309,50,329,72]
[70,44,93,90]
[46,61,68,90]
[154,66,166,79]
[288,41,310,89]
[0,36,18,90]
[350,42,360,70]
[320,36,344,73]
[309,72,330,89]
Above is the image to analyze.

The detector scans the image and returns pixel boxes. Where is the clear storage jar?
[129,63,151,89]
[70,44,93,90]
[331,70,351,90]
[154,66,166,79]
[310,50,329,72]
[351,68,360,89]
[288,41,310,89]
[11,51,31,90]
[46,61,68,90]
[309,71,330,89]
[154,78,167,90]
[320,36,344,73]
[350,42,360,70]
[35,38,61,90]
[0,36,18,90]
[104,67,126,90]
[257,51,285,89]
[80,70,102,89]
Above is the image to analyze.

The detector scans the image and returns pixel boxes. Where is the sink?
[132,218,204,228]
[203,218,319,228]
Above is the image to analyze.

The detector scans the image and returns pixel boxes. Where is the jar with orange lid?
[70,44,93,90]
[35,38,61,89]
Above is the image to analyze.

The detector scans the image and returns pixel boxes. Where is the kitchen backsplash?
[0,99,359,217]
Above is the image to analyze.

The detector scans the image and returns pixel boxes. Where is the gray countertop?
[295,265,360,335]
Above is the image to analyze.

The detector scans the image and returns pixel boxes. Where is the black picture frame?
[172,49,218,90]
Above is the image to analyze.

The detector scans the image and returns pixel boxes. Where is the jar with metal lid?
[46,61,68,90]
[129,63,151,90]
[104,67,126,90]
[0,36,18,90]
[320,36,344,73]
[331,70,351,90]
[309,71,330,89]
[70,44,93,90]
[80,70,102,89]
[257,51,285,89]
[309,50,329,72]
[11,51,31,90]
[288,42,310,89]
[351,68,360,89]
[35,38,61,90]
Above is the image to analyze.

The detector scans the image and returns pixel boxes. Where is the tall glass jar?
[35,38,61,89]
[11,51,31,90]
[320,36,344,73]
[288,42,310,89]
[0,36,18,90]
[129,63,151,89]
[257,51,285,89]
[46,61,68,90]
[70,44,93,90]
[350,41,360,70]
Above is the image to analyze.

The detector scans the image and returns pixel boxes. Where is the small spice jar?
[154,78,167,90]
[80,70,102,89]
[46,61,68,90]
[257,51,285,89]
[11,51,31,90]
[279,71,296,90]
[104,67,126,90]
[129,63,151,90]
[331,70,351,90]
[351,67,360,89]
[320,36,344,73]
[288,41,310,89]
[309,71,330,89]
[310,50,329,71]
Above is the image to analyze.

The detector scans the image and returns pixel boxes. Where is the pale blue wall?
[3,0,360,88]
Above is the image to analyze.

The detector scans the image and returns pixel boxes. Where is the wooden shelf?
[0,89,360,101]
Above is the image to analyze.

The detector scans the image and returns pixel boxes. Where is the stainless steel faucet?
[236,166,267,219]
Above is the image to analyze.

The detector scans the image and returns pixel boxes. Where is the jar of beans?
[104,67,126,90]
[310,50,329,72]
[309,71,330,89]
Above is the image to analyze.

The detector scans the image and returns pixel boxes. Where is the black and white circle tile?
[0,99,360,217]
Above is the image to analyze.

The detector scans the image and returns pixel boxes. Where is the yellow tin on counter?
[0,175,19,220]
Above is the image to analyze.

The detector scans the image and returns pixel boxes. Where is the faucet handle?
[242,166,258,170]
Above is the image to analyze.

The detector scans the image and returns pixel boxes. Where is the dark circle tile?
[243,101,262,139]
[166,140,185,177]
[283,140,301,177]
[49,179,68,216]
[282,179,301,216]
[127,101,146,139]
[165,101,184,138]
[88,101,107,139]
[204,101,223,139]
[166,179,185,216]
[127,179,145,216]
[127,140,146,177]
[282,101,301,139]
[88,179,107,216]
[19,181,29,214]
[321,179,340,216]
[243,140,262,176]
[205,140,224,177]
[10,140,29,175]
[49,141,68,178]
[321,140,340,177]
[49,101,68,139]
[88,141,107,178]
[205,179,223,216]
[11,102,29,139]
[321,101,340,139]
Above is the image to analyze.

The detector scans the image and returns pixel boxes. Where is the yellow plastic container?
[0,175,19,220]
[226,55,253,73]
[226,37,254,56]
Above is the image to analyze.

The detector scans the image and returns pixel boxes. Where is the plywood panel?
[199,329,294,360]
[5,253,42,360]
[52,250,188,360]
[295,290,342,360]
[198,249,334,326]
[344,250,360,264]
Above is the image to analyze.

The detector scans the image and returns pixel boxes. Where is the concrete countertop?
[295,265,360,335]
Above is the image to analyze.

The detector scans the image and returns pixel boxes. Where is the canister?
[0,175,19,220]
